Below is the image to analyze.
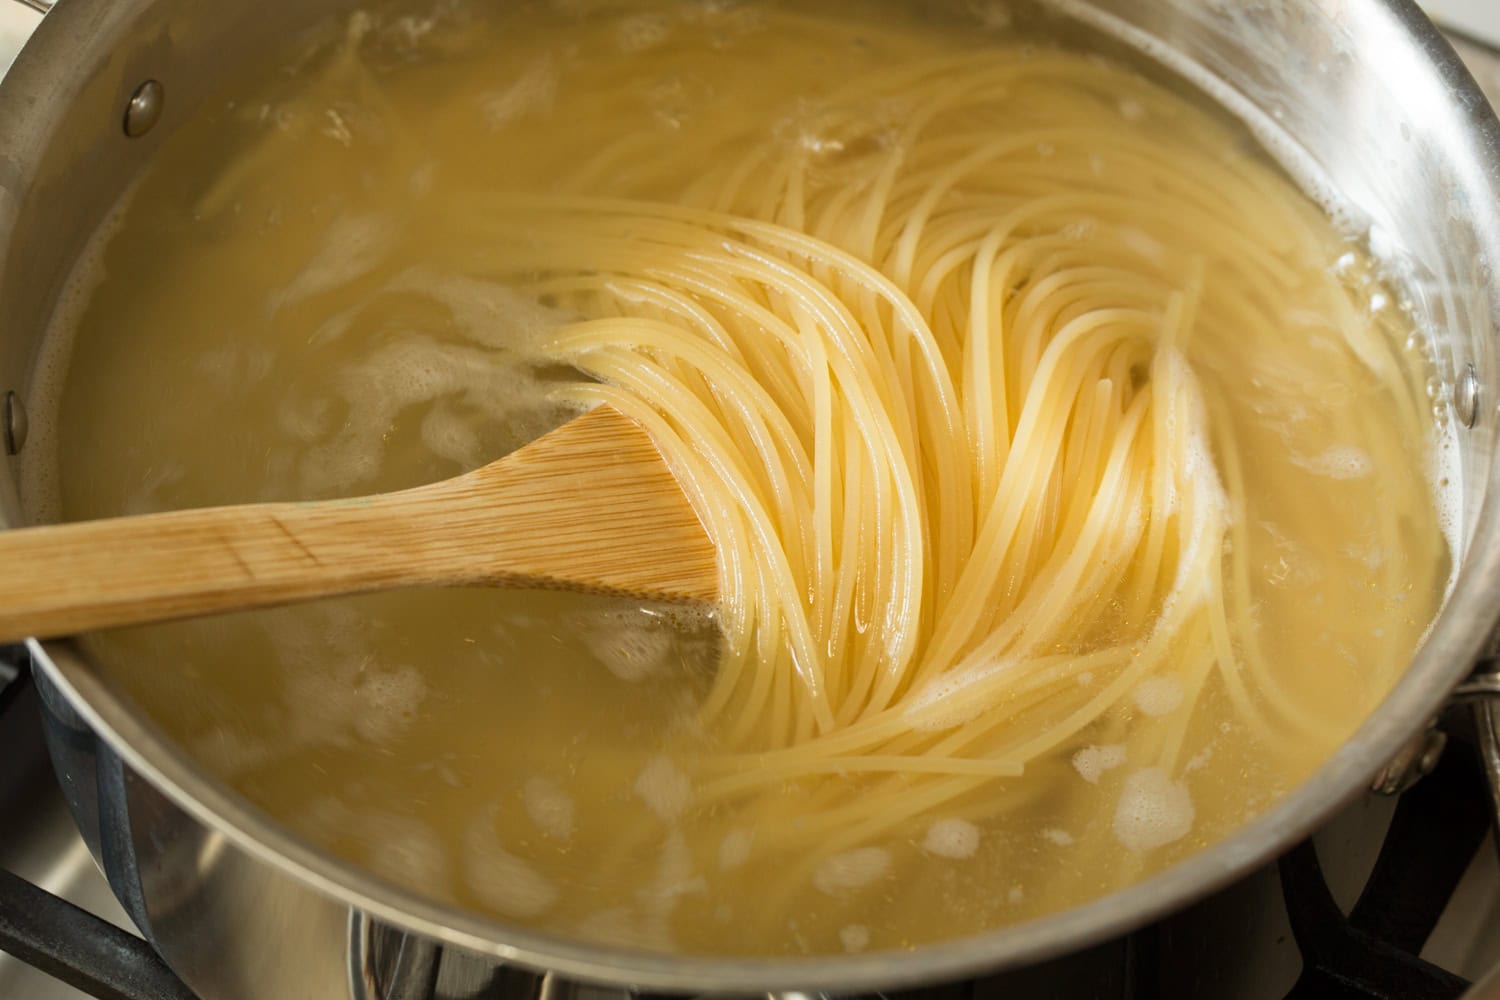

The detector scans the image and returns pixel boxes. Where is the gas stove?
[4,6,1500,1000]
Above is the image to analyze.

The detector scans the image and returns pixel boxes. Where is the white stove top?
[1430,0,1500,50]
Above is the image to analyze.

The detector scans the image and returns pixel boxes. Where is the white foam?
[1112,768,1195,852]
[840,925,872,954]
[1428,419,1463,597]
[1133,677,1185,717]
[352,665,426,745]
[420,404,484,468]
[464,814,558,917]
[634,756,693,822]
[523,776,576,841]
[639,830,706,918]
[616,13,671,52]
[587,620,674,682]
[1071,744,1127,784]
[300,333,573,494]
[813,847,892,895]
[1042,828,1075,846]
[922,818,980,859]
[903,659,1012,732]
[1292,445,1373,480]
[718,829,753,870]
[274,213,393,307]
[481,57,559,127]
[364,813,449,888]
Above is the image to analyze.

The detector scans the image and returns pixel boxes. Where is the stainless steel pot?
[3,1,1500,997]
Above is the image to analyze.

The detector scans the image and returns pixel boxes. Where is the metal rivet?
[4,391,27,456]
[123,79,164,138]
[1458,362,1481,429]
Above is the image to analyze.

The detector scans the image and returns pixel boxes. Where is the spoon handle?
[0,493,445,643]
[0,407,717,644]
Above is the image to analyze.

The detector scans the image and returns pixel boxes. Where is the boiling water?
[23,0,1449,957]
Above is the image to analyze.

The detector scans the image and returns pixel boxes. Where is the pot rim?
[13,0,1500,991]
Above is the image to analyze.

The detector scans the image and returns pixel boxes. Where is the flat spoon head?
[426,404,720,601]
[0,406,718,644]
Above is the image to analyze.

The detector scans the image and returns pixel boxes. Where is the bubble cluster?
[718,830,753,870]
[635,756,694,822]
[813,847,892,895]
[1133,677,1185,717]
[465,812,559,917]
[523,776,577,841]
[840,924,872,953]
[1112,768,1195,852]
[1292,445,1373,480]
[922,818,980,859]
[1071,744,1127,784]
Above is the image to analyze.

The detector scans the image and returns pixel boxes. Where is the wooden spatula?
[0,406,718,644]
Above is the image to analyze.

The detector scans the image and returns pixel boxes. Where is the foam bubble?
[1072,744,1127,784]
[275,214,392,307]
[364,813,449,888]
[1007,886,1025,904]
[481,57,559,127]
[464,814,558,917]
[903,659,1012,732]
[813,847,892,895]
[1293,445,1373,480]
[300,331,574,494]
[640,830,706,917]
[1113,768,1195,852]
[922,818,980,859]
[635,756,693,822]
[840,925,872,953]
[587,619,674,682]
[420,404,484,468]
[1042,828,1075,846]
[352,665,426,744]
[718,829,753,870]
[1133,677,1185,717]
[1428,420,1463,596]
[523,776,576,841]
[617,13,671,52]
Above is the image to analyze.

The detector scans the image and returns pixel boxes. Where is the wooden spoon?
[0,406,718,644]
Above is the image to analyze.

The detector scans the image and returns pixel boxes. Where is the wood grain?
[0,407,718,643]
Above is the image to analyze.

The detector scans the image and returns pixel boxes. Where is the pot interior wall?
[0,0,1498,994]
